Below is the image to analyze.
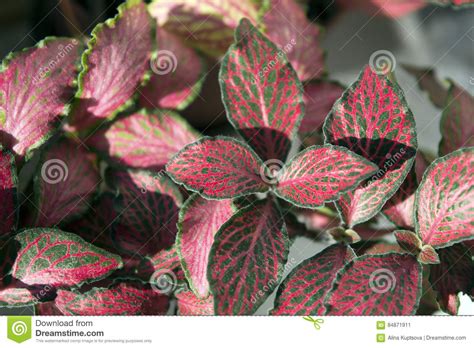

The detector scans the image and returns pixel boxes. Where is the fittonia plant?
[0,0,473,316]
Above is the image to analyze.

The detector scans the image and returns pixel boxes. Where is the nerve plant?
[0,0,472,316]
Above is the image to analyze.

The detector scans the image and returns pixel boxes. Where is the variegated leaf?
[416,147,474,248]
[208,199,289,314]
[324,66,418,226]
[0,38,80,158]
[69,0,153,130]
[177,194,234,298]
[261,0,325,81]
[140,28,204,110]
[149,0,259,57]
[418,245,440,265]
[275,145,378,208]
[55,282,169,315]
[394,230,422,255]
[176,290,214,315]
[33,138,100,227]
[272,244,355,315]
[382,152,429,229]
[220,18,304,162]
[166,137,269,199]
[88,110,199,170]
[324,253,422,315]
[0,288,37,307]
[12,228,122,286]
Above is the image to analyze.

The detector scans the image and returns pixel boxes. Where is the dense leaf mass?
[0,0,471,317]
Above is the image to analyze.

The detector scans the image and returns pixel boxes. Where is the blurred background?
[0,0,472,315]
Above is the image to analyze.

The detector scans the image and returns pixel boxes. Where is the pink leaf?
[324,253,422,315]
[33,138,100,227]
[272,244,355,315]
[0,288,37,307]
[275,145,378,208]
[0,148,17,235]
[370,0,426,17]
[12,228,123,287]
[113,170,182,257]
[339,0,426,17]
[261,0,325,81]
[55,282,169,315]
[439,82,474,156]
[166,137,269,199]
[382,152,429,229]
[0,38,80,158]
[177,194,234,298]
[208,199,289,314]
[418,245,440,265]
[324,66,418,226]
[139,28,204,110]
[176,290,214,315]
[148,247,181,274]
[299,81,345,135]
[88,110,199,170]
[394,230,422,255]
[220,18,304,162]
[149,0,259,57]
[69,0,153,130]
[416,147,474,248]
